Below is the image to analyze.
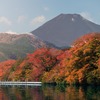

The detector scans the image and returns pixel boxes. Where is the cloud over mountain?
[80,12,93,22]
[31,15,46,26]
[0,16,12,25]
[17,15,26,23]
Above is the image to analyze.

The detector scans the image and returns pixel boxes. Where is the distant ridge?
[31,14,100,47]
[0,33,54,61]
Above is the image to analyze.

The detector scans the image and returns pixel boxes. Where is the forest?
[0,33,100,85]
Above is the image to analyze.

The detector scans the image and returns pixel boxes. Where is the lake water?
[0,85,100,100]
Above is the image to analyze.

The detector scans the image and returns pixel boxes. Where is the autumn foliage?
[0,32,100,85]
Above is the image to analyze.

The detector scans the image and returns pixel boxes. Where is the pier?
[0,81,42,86]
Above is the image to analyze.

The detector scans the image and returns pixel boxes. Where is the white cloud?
[31,15,46,26]
[5,30,19,34]
[80,12,93,21]
[0,16,12,25]
[17,15,26,23]
[44,7,49,11]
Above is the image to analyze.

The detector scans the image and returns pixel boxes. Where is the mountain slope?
[31,14,100,47]
[0,33,53,61]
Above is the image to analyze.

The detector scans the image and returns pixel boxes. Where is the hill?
[0,33,53,61]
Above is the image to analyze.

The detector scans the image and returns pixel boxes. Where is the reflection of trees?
[65,86,100,100]
[85,86,100,100]
[0,85,100,100]
[0,87,8,100]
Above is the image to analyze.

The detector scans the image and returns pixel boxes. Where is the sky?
[0,0,100,33]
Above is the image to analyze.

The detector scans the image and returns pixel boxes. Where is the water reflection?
[0,85,100,100]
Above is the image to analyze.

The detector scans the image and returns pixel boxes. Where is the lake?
[0,85,100,100]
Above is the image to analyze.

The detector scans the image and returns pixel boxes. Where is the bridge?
[0,81,42,86]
